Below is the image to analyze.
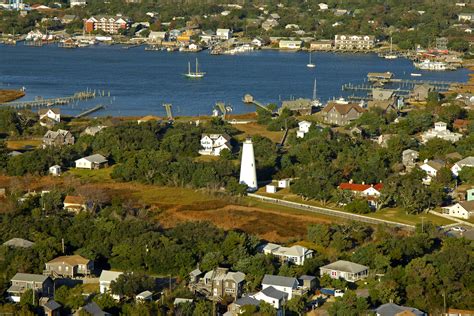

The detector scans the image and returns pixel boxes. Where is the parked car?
[451,226,467,232]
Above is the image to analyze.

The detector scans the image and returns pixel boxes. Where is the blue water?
[0,44,470,117]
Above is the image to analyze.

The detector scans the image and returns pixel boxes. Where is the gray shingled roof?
[3,238,35,248]
[78,154,108,164]
[234,296,260,307]
[44,300,61,311]
[320,260,369,274]
[11,273,49,283]
[456,156,474,167]
[262,274,298,288]
[81,302,109,316]
[375,303,425,316]
[261,286,288,300]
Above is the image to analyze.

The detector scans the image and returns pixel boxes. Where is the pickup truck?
[320,288,344,297]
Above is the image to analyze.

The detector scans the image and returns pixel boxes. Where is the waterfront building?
[310,40,333,50]
[239,138,257,192]
[216,28,232,40]
[84,16,131,34]
[321,100,366,126]
[279,40,303,50]
[334,35,375,50]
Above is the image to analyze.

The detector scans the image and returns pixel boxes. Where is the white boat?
[184,58,206,79]
[307,53,316,68]
[410,73,422,77]
[414,59,447,71]
[383,37,398,59]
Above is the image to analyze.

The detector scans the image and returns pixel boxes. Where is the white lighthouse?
[239,138,258,192]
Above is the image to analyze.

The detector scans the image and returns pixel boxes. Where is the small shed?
[266,185,277,193]
[278,179,290,188]
[49,165,61,176]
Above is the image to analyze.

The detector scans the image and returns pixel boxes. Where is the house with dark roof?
[41,299,61,316]
[320,260,369,282]
[321,101,366,126]
[226,296,260,315]
[74,302,110,316]
[44,255,94,278]
[280,98,314,115]
[261,274,299,300]
[7,273,54,302]
[253,286,288,309]
[189,267,246,300]
[375,303,426,316]
[42,129,75,148]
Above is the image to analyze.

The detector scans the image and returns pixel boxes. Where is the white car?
[451,226,467,232]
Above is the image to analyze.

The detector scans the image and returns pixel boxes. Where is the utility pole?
[61,238,65,254]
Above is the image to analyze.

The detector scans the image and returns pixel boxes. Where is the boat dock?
[0,90,98,109]
[75,104,105,118]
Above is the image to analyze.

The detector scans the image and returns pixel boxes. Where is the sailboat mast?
[196,58,198,73]
[188,62,191,74]
[313,79,317,100]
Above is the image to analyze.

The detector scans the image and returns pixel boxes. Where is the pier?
[0,90,98,109]
[75,104,105,118]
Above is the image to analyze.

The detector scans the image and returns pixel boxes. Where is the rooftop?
[47,254,90,266]
[11,273,49,283]
[100,270,123,283]
[260,286,288,300]
[262,274,298,288]
[320,260,369,274]
[3,238,35,248]
[77,154,108,164]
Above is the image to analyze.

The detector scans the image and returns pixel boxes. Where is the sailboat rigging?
[184,58,206,78]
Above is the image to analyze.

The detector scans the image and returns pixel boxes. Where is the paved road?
[248,193,415,230]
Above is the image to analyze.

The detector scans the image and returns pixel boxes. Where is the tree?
[328,290,368,316]
[344,199,371,214]
[20,289,36,307]
[285,295,306,316]
[192,300,213,316]
[110,272,155,298]
[459,167,474,184]
[307,224,331,247]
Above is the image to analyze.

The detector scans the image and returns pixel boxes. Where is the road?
[248,193,415,230]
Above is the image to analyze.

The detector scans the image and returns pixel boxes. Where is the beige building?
[44,255,94,278]
[334,35,375,50]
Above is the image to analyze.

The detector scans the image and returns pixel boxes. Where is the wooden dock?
[0,91,98,109]
[75,104,105,118]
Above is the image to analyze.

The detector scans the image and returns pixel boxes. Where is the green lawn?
[66,167,114,182]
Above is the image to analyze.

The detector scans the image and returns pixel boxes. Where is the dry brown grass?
[0,90,25,103]
[233,122,284,143]
[6,139,42,150]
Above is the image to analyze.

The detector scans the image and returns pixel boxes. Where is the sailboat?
[383,37,398,59]
[307,53,316,68]
[184,58,206,78]
[311,79,322,107]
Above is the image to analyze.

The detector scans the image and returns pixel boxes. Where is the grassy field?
[256,187,454,226]
[0,90,25,103]
[233,122,284,143]
[6,139,42,150]
[66,167,114,183]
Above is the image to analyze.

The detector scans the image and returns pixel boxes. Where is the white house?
[318,3,329,10]
[216,28,232,40]
[253,286,288,310]
[296,120,312,138]
[99,270,123,300]
[39,108,61,127]
[421,122,462,143]
[49,165,61,176]
[148,31,167,42]
[451,156,474,177]
[75,154,108,170]
[262,243,313,266]
[278,179,290,188]
[279,40,302,50]
[261,274,299,300]
[199,134,232,156]
[420,159,445,184]
[70,0,87,7]
[266,185,277,193]
[443,201,474,220]
[320,260,369,282]
[458,13,474,22]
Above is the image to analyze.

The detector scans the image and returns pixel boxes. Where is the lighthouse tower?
[239,138,257,192]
